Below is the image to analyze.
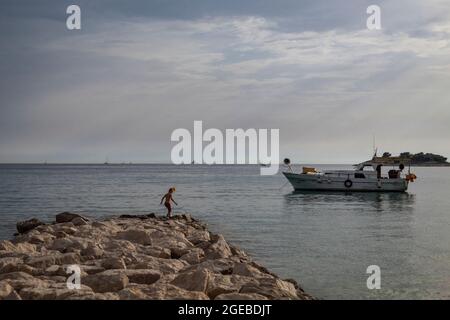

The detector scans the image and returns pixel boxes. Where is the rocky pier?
[0,212,312,300]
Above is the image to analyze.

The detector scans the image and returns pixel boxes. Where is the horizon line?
[0,162,357,165]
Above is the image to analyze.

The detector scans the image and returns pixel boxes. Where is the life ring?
[344,179,353,188]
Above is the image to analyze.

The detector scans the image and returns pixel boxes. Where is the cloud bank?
[0,0,449,163]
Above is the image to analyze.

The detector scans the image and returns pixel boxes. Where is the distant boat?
[282,153,417,192]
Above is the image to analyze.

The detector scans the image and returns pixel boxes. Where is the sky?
[0,0,449,164]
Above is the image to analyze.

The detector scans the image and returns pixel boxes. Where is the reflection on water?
[277,190,422,299]
[285,191,416,212]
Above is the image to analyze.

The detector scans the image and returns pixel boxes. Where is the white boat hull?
[282,172,408,192]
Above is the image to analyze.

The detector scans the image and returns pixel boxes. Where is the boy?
[160,187,178,218]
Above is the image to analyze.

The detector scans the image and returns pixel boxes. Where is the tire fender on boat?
[344,179,353,188]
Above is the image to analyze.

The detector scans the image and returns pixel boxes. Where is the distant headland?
[381,152,450,167]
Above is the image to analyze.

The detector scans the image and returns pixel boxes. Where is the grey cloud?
[0,1,449,163]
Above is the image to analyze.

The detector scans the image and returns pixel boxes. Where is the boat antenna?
[372,135,377,158]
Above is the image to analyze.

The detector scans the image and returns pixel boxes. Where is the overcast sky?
[0,0,449,163]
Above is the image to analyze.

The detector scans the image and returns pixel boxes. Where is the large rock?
[65,292,120,300]
[72,217,89,226]
[29,233,55,245]
[80,265,105,275]
[205,235,232,260]
[103,240,137,255]
[232,262,268,278]
[187,230,211,245]
[206,275,237,299]
[172,214,194,223]
[83,270,129,293]
[240,277,299,299]
[11,242,37,254]
[0,260,38,276]
[183,258,234,275]
[24,255,56,269]
[180,248,204,265]
[0,240,16,252]
[42,265,87,278]
[0,282,15,299]
[138,246,171,259]
[206,274,257,299]
[0,272,48,292]
[101,257,127,270]
[55,212,88,224]
[20,283,94,300]
[149,229,193,250]
[80,244,104,259]
[59,252,82,265]
[130,257,187,275]
[0,257,23,270]
[139,283,209,300]
[171,268,210,292]
[158,259,189,274]
[25,253,80,269]
[117,287,148,300]
[49,238,81,252]
[16,219,44,234]
[169,247,192,259]
[215,292,268,300]
[0,271,37,282]
[118,213,156,220]
[43,265,64,276]
[57,226,78,236]
[125,269,161,285]
[0,284,21,300]
[115,229,152,245]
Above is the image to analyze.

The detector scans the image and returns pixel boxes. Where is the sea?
[0,163,449,299]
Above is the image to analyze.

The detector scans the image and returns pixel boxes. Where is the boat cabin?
[353,156,413,180]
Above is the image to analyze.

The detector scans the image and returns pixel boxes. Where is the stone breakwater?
[0,212,312,300]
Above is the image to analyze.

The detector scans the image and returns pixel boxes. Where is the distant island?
[381,152,450,167]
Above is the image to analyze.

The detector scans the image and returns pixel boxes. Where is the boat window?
[354,173,365,179]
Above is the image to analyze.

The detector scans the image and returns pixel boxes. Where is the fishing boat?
[282,154,417,192]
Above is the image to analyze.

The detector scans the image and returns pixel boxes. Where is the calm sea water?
[0,164,449,299]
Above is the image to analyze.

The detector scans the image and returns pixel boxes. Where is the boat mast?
[372,135,377,158]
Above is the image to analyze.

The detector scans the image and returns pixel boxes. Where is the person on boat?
[160,187,178,218]
[376,165,382,179]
